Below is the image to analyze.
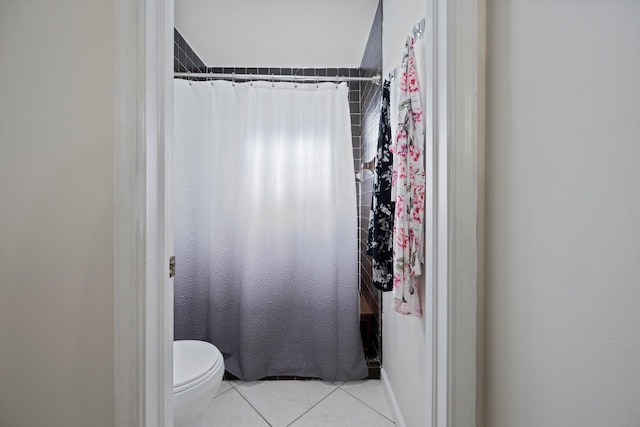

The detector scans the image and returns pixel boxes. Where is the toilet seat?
[174,340,224,394]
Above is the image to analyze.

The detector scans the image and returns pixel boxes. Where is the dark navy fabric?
[367,80,394,292]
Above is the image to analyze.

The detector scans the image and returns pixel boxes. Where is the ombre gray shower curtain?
[173,79,367,381]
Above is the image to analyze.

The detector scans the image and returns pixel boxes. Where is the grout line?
[212,383,235,400]
[233,385,274,427]
[228,379,244,389]
[285,386,340,427]
[338,382,396,423]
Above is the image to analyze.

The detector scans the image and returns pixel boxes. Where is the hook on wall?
[388,68,396,82]
[413,18,425,39]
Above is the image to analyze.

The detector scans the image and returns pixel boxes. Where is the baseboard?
[381,368,406,427]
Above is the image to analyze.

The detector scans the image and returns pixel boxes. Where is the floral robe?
[367,80,394,292]
[389,36,425,317]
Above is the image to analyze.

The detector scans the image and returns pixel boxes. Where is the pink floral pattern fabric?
[389,36,425,317]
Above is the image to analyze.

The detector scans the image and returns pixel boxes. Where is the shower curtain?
[173,79,368,381]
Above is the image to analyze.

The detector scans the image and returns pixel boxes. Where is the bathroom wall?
[0,1,115,426]
[380,1,429,426]
[485,1,640,425]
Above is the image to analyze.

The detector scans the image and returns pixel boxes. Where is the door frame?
[428,1,486,426]
[113,0,484,425]
[114,0,174,425]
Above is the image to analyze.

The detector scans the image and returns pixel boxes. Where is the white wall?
[0,1,115,425]
[381,2,429,427]
[382,0,426,77]
[485,1,640,426]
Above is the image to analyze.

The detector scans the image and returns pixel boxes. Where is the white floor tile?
[235,380,337,427]
[290,388,395,427]
[340,380,394,421]
[214,380,233,398]
[204,388,269,427]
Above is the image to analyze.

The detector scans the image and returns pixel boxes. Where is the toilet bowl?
[174,340,225,427]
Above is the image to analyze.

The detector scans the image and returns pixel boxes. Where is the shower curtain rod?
[174,72,382,85]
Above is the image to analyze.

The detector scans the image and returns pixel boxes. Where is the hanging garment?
[367,80,394,292]
[389,36,425,317]
[173,79,368,381]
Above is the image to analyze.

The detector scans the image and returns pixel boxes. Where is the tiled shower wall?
[358,1,384,363]
[174,29,207,73]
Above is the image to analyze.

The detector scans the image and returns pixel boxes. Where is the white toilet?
[173,340,225,427]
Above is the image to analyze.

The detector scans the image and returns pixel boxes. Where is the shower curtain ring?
[232,72,235,87]
[187,70,191,85]
[271,73,275,88]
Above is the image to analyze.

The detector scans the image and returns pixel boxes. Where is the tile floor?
[204,379,395,426]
